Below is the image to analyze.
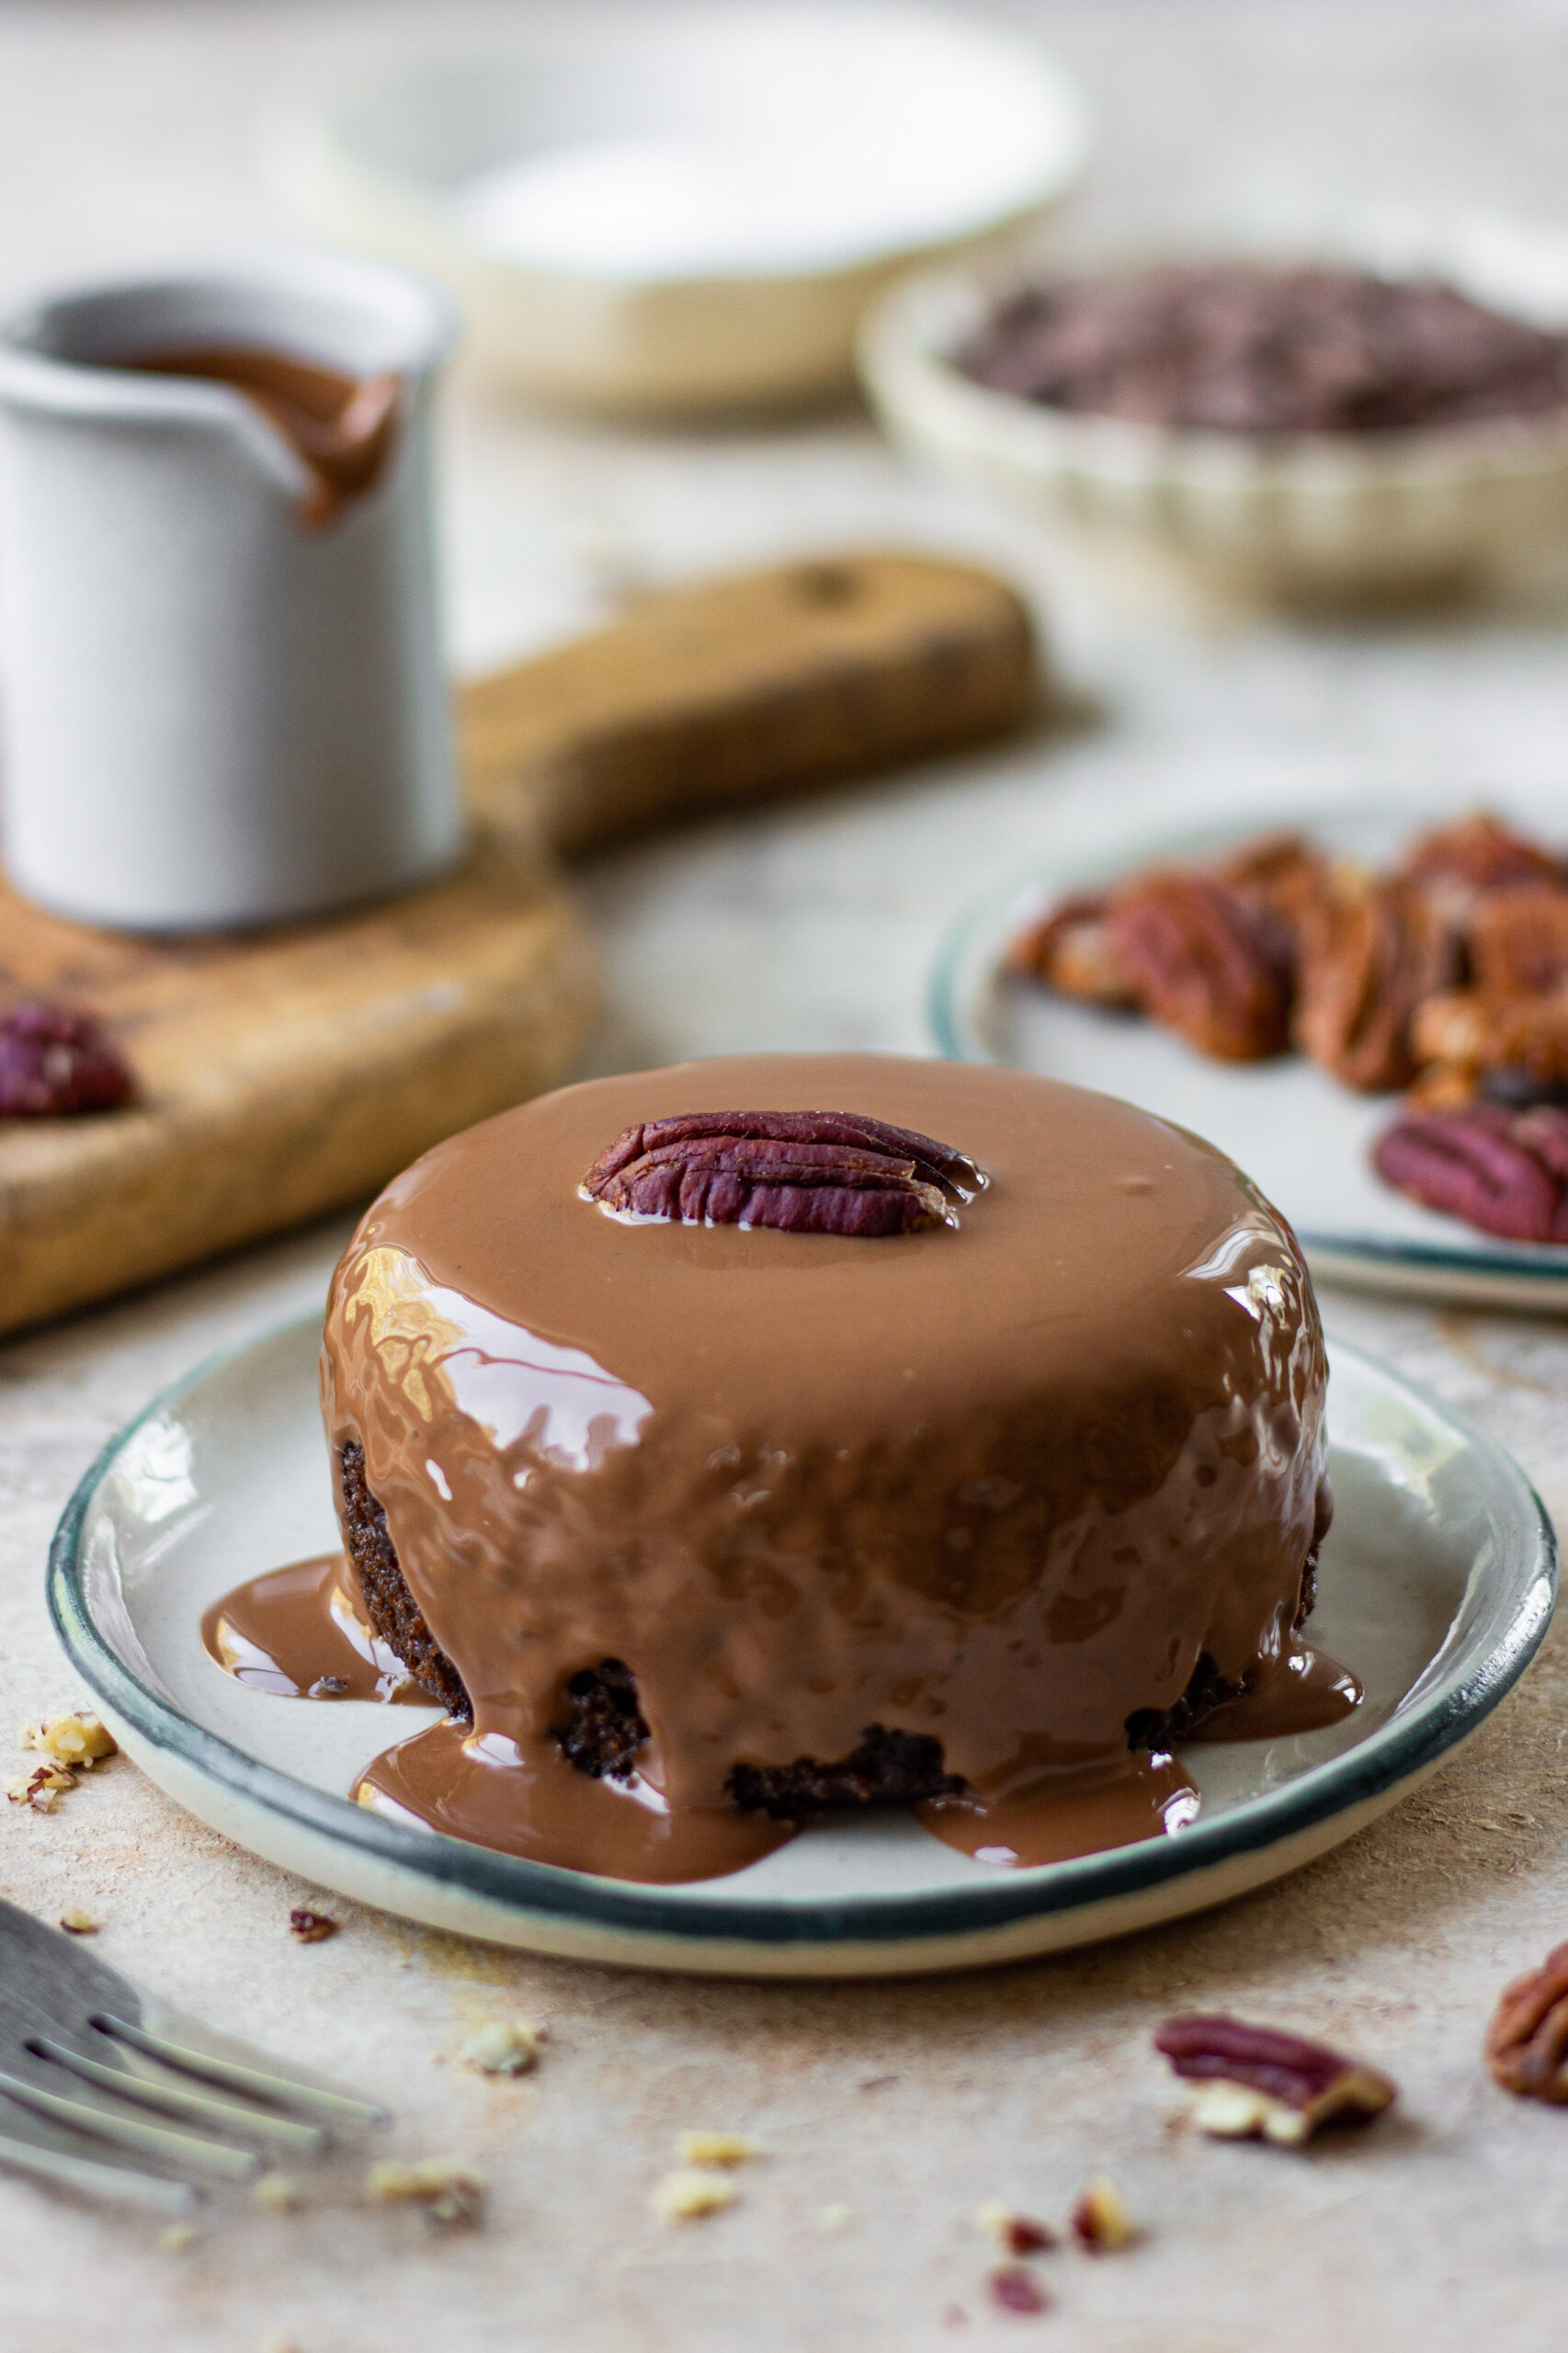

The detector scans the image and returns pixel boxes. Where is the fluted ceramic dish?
[861,211,1568,597]
[48,1316,1553,1977]
[931,807,1568,1311]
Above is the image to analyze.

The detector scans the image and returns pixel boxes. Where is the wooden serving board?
[0,551,1037,1337]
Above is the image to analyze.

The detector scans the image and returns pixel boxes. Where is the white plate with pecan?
[931,810,1568,1309]
[47,1315,1554,1976]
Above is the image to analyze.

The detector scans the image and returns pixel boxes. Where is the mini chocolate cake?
[318,1053,1350,1883]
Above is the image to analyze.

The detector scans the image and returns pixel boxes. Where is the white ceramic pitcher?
[0,252,463,931]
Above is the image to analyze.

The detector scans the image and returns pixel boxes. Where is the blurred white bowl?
[859,213,1568,597]
[265,2,1091,417]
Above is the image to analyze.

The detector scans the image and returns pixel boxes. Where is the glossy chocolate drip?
[309,1053,1351,1885]
[120,345,400,524]
[202,1552,423,1703]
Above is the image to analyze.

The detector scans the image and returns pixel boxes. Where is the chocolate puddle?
[354,1721,796,1885]
[201,1552,424,1704]
[204,1557,1358,1884]
[119,345,400,525]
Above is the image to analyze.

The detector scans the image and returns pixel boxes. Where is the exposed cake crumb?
[23,1711,117,1768]
[674,2130,756,2167]
[364,2157,485,2227]
[650,2166,740,2222]
[974,2202,1057,2256]
[6,1764,75,1812]
[1071,2176,1135,2251]
[58,1905,97,1935]
[989,2265,1049,2315]
[253,2171,302,2212]
[288,1908,338,1943]
[158,2222,198,2255]
[459,2019,543,2076]
[819,2202,858,2233]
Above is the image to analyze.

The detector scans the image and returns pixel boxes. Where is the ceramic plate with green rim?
[929,812,1568,1312]
[48,1315,1553,1977]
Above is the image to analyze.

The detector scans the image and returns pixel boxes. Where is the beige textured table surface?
[6,5,1568,2347]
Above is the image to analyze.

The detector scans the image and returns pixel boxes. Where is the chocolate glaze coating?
[315,1055,1338,1881]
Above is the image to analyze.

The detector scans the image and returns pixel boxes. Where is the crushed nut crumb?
[364,2157,485,2227]
[6,1763,75,1812]
[22,1711,117,1768]
[989,2266,1049,2315]
[158,2222,198,2255]
[459,2019,543,2076]
[1071,2176,1135,2251]
[258,2333,300,2353]
[288,1908,338,1943]
[673,2130,756,2167]
[974,2202,1057,2256]
[818,2202,858,2234]
[253,2171,301,2212]
[649,2167,740,2222]
[58,1905,97,1935]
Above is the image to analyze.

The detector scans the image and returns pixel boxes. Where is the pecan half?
[1009,892,1138,1006]
[1468,886,1568,996]
[0,1001,133,1117]
[1292,872,1460,1091]
[1399,811,1566,896]
[1485,1940,1568,2102]
[1216,831,1331,945]
[1109,873,1291,1061]
[1372,1104,1566,1243]
[1154,2015,1395,2145]
[581,1111,982,1237]
[1410,986,1568,1087]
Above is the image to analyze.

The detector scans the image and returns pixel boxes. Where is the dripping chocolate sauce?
[117,345,401,525]
[203,1554,1359,1886]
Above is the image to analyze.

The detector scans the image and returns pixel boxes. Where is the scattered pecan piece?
[1484,1940,1568,2102]
[22,1711,117,1768]
[0,1002,133,1117]
[1372,1105,1567,1243]
[582,1110,982,1238]
[974,2202,1058,2256]
[288,1907,338,1942]
[460,2019,544,2076]
[1009,892,1139,1006]
[1409,987,1568,1084]
[1154,2014,1396,2145]
[6,1763,77,1811]
[988,2267,1048,2315]
[1292,873,1460,1091]
[1109,873,1291,1061]
[1070,2176,1135,2248]
[365,2156,485,2225]
[649,2167,740,2222]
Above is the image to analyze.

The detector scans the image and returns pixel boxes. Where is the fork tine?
[0,2067,261,2182]
[97,2014,387,2127]
[0,2121,199,2214]
[32,2038,325,2157]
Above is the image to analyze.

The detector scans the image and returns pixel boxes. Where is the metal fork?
[0,1894,387,2212]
